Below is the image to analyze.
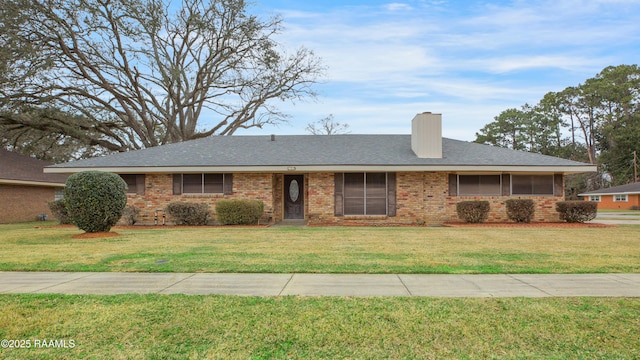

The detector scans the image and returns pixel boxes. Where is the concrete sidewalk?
[1,272,639,297]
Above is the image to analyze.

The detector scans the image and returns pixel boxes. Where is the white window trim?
[613,194,628,202]
[54,189,65,201]
[589,195,601,202]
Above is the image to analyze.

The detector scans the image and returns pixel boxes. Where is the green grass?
[0,294,638,359]
[2,223,639,358]
[1,222,639,273]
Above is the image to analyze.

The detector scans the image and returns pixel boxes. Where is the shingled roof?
[579,182,640,196]
[46,135,595,174]
[0,149,67,186]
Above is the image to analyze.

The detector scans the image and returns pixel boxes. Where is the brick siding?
[126,173,276,224]
[305,172,564,225]
[583,194,640,210]
[125,171,566,225]
[0,184,58,223]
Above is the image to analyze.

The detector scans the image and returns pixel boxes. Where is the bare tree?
[0,0,324,152]
[305,115,350,135]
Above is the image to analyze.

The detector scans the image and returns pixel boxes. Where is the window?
[54,189,65,201]
[119,174,145,195]
[343,173,388,215]
[614,194,628,202]
[458,175,501,196]
[589,195,601,202]
[181,174,223,193]
[173,174,231,194]
[511,175,554,195]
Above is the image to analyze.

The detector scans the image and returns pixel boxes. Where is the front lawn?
[1,222,638,273]
[0,294,638,359]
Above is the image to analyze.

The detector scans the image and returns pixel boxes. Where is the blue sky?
[238,0,640,141]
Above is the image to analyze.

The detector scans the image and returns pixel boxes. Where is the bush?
[456,201,490,223]
[506,199,535,223]
[166,202,210,225]
[65,171,128,233]
[556,201,598,223]
[121,205,141,226]
[48,199,72,224]
[216,200,264,225]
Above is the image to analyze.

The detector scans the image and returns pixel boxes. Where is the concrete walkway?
[1,272,639,297]
[589,211,640,225]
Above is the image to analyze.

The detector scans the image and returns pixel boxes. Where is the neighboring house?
[0,149,68,223]
[579,182,640,210]
[46,113,596,225]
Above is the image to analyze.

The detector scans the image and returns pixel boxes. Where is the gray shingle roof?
[579,182,640,195]
[47,135,593,171]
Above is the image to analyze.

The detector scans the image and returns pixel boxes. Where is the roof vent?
[411,112,442,158]
[271,134,276,141]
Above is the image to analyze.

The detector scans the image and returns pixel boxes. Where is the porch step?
[273,219,307,227]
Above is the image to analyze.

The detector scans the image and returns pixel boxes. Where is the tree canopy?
[0,0,323,156]
[476,64,640,187]
[305,115,350,135]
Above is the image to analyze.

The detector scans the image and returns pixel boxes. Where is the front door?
[284,175,304,219]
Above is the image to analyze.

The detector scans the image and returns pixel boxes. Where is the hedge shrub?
[166,202,210,225]
[65,171,128,233]
[456,201,490,223]
[506,199,535,223]
[121,205,141,226]
[48,199,72,224]
[216,200,264,225]
[556,201,598,223]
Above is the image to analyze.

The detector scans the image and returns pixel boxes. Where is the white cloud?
[384,3,413,11]
[470,55,605,74]
[251,0,640,139]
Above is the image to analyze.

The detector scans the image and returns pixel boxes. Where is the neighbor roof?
[46,135,596,174]
[579,182,640,196]
[0,149,68,186]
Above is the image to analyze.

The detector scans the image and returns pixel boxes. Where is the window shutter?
[223,174,233,195]
[136,174,146,195]
[172,174,182,195]
[334,173,344,216]
[387,172,396,217]
[448,174,457,196]
[502,174,510,196]
[554,174,563,196]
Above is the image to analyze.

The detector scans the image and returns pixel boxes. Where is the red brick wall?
[583,194,640,210]
[126,171,567,225]
[306,171,565,225]
[126,173,276,224]
[0,184,58,223]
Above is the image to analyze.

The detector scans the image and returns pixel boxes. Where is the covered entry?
[284,175,304,219]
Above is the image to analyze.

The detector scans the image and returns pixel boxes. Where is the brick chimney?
[411,112,442,158]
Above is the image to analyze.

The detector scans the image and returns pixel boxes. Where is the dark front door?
[284,175,304,219]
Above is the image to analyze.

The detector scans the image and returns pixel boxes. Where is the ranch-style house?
[46,112,597,225]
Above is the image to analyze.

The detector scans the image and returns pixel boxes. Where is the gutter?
[45,164,598,174]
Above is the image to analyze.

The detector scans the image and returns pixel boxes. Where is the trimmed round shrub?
[556,201,598,223]
[506,199,535,223]
[65,171,128,233]
[456,201,490,223]
[166,202,210,225]
[216,200,264,225]
[48,199,72,224]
